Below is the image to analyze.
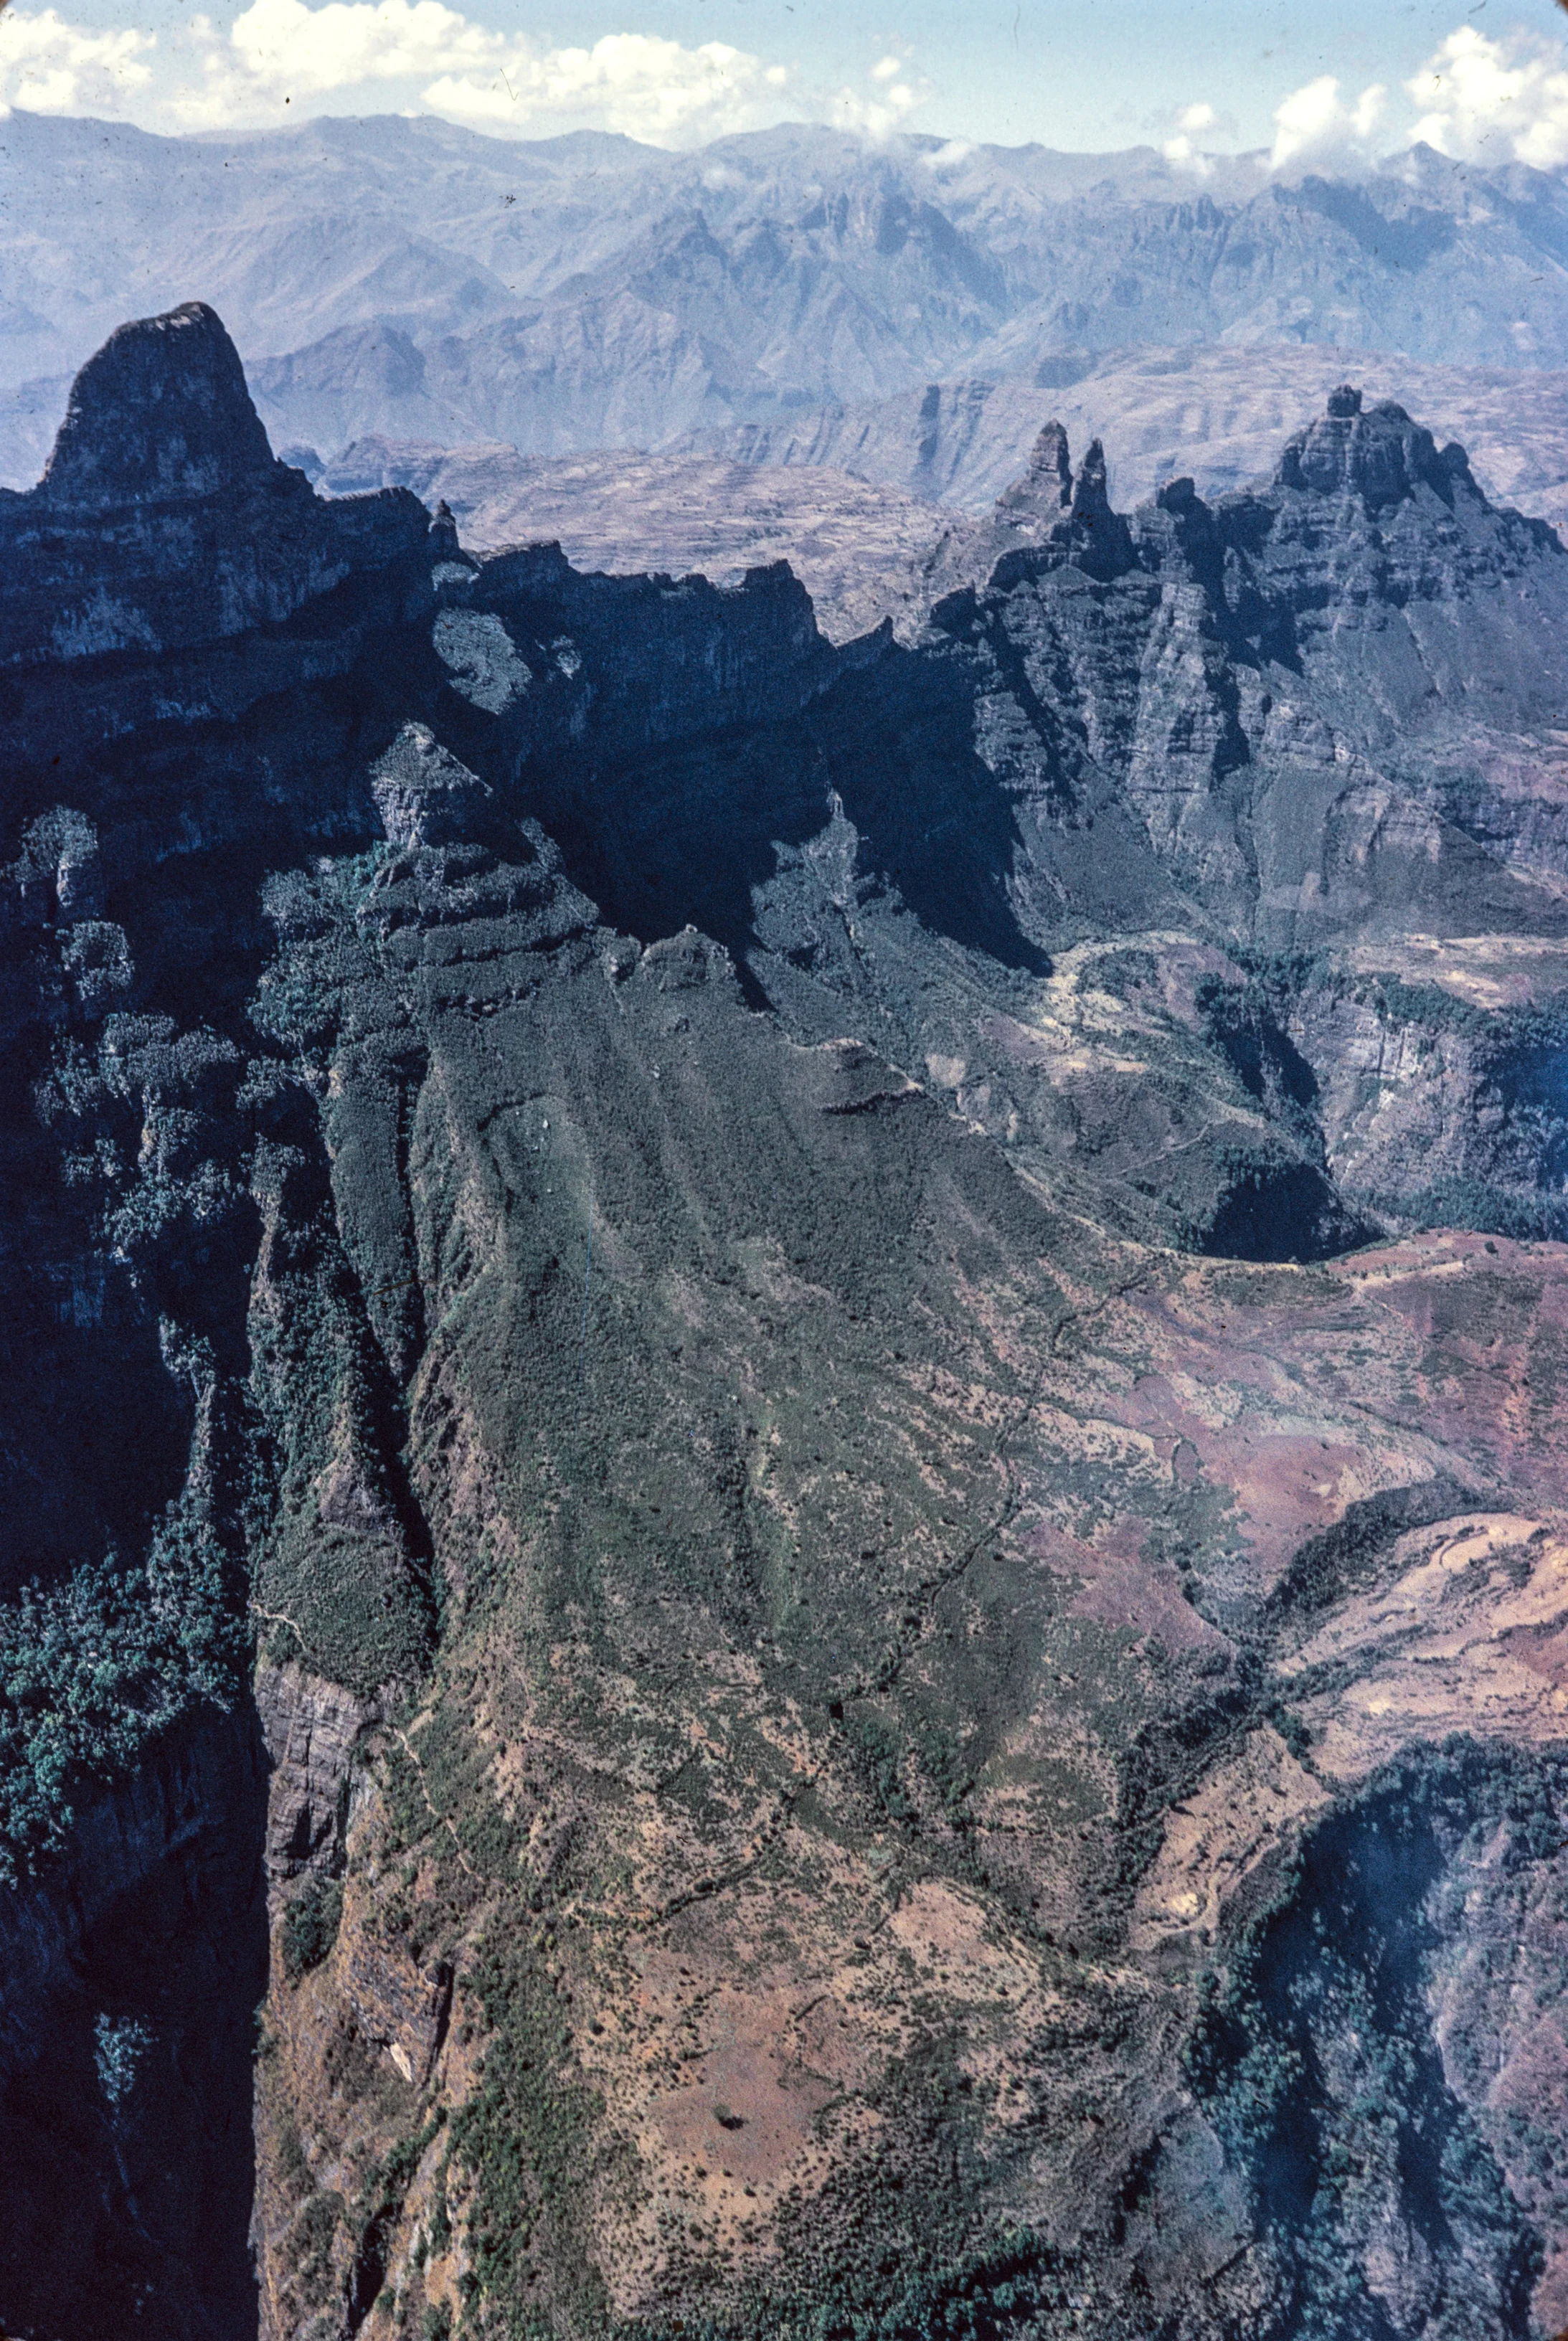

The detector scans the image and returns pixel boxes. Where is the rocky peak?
[1070,436,1110,518]
[2,301,435,688]
[926,421,1138,603]
[994,419,1072,519]
[370,722,491,849]
[1274,381,1477,510]
[1155,475,1199,514]
[39,301,278,508]
[988,422,1110,534]
[1062,433,1135,579]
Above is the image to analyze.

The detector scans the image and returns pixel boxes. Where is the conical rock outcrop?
[40,301,276,508]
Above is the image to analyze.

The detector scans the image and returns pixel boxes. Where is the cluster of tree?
[0,1478,252,1880]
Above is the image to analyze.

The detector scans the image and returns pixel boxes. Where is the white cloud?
[0,0,794,146]
[1150,27,1568,181]
[175,0,790,141]
[425,34,788,143]
[1161,99,1235,173]
[1270,73,1387,174]
[1407,27,1568,170]
[831,55,927,141]
[0,7,154,117]
[1162,101,1221,173]
[227,0,496,93]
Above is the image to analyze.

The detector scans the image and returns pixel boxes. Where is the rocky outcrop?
[0,303,433,677]
[41,298,277,505]
[995,416,1073,519]
[1273,379,1473,503]
[913,417,1135,604]
[340,1930,453,2090]
[255,1660,377,1881]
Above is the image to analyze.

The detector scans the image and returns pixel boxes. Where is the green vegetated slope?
[242,808,1568,2341]
[7,306,1568,2341]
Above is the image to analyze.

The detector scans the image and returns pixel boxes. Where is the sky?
[4,0,1568,169]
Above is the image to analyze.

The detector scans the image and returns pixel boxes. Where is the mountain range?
[5,110,1568,490]
[5,295,1568,2341]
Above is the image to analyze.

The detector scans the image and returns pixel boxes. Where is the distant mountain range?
[4,109,1568,491]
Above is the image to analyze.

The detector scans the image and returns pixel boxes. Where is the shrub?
[282,1877,344,1980]
[94,2013,152,2109]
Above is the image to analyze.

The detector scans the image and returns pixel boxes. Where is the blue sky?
[4,0,1568,163]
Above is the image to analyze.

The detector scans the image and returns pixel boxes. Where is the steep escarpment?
[0,1706,268,2339]
[4,306,1568,2341]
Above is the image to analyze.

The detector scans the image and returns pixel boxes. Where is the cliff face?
[4,305,1568,2341]
[0,1707,268,2339]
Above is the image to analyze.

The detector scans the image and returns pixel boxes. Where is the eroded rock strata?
[4,303,1568,2340]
